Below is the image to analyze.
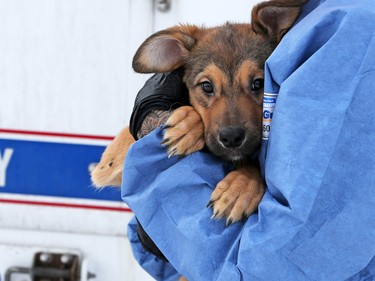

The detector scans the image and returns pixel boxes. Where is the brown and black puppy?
[92,0,307,226]
[131,0,307,225]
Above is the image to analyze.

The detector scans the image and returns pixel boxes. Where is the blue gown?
[122,0,375,280]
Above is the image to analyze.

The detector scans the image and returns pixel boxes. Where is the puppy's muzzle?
[219,127,246,148]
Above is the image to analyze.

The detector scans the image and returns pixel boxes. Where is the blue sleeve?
[122,1,375,280]
[127,217,181,281]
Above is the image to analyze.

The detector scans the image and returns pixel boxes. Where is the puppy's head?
[133,0,307,161]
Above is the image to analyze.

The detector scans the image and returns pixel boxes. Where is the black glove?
[129,68,189,140]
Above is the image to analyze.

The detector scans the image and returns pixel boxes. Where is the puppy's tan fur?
[91,127,134,187]
[92,0,307,224]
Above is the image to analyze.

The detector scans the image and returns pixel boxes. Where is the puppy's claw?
[211,210,219,219]
[168,148,177,158]
[206,199,215,208]
[225,218,233,227]
[160,138,170,146]
[241,213,248,222]
[163,124,173,130]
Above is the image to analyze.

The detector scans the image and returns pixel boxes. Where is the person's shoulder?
[321,0,375,17]
[299,0,375,36]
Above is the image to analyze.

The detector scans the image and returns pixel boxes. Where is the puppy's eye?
[200,81,214,96]
[251,78,264,91]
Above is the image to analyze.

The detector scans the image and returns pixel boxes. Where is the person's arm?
[128,69,190,268]
[135,109,172,263]
[124,2,375,280]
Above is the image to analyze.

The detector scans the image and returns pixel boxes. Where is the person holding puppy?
[122,0,375,280]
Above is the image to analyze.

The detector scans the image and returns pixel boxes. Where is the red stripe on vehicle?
[0,128,114,141]
[0,198,132,213]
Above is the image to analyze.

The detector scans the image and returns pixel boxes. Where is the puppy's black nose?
[219,127,246,148]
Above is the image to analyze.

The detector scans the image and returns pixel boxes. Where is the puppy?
[92,0,307,226]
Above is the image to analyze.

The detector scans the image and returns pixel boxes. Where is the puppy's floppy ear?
[251,0,307,43]
[133,25,202,73]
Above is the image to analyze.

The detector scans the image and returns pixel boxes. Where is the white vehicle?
[0,1,259,280]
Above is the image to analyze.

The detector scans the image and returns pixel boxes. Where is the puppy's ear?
[133,25,202,73]
[251,0,307,43]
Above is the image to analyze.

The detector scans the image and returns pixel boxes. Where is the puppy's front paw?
[162,106,205,157]
[208,166,265,226]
